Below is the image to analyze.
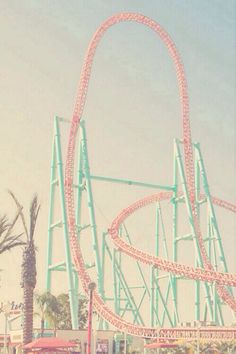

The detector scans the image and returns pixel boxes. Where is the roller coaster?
[46,13,236,340]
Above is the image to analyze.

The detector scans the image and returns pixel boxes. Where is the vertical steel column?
[158,203,178,325]
[150,266,155,327]
[73,270,79,324]
[113,249,119,314]
[150,204,160,327]
[207,207,214,319]
[46,137,56,292]
[54,116,78,329]
[99,232,109,330]
[101,232,106,299]
[87,282,96,354]
[194,146,201,321]
[172,140,178,325]
[46,116,78,329]
[212,231,219,324]
[155,205,160,326]
[117,227,123,318]
[80,121,103,295]
[150,265,155,326]
[75,141,84,235]
[194,145,230,274]
[117,250,122,317]
[195,143,232,323]
[175,139,214,320]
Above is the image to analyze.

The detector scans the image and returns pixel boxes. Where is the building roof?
[23,337,77,351]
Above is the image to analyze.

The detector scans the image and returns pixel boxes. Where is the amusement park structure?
[45,13,236,340]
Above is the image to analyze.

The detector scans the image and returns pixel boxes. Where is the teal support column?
[80,120,103,296]
[157,202,178,325]
[195,143,232,323]
[172,141,178,325]
[46,138,56,292]
[194,144,230,274]
[212,232,219,325]
[54,116,78,329]
[150,267,155,327]
[101,232,106,300]
[46,116,78,329]
[75,141,84,235]
[73,270,79,324]
[117,249,122,317]
[150,204,160,327]
[99,232,109,330]
[113,249,119,314]
[175,139,214,321]
[194,147,200,321]
[155,205,159,326]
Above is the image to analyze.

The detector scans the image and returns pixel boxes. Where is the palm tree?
[35,291,89,334]
[0,212,26,255]
[34,291,59,336]
[9,191,40,346]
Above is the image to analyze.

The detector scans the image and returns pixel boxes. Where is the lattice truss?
[46,13,236,340]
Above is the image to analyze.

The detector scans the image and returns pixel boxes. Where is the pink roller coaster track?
[64,13,236,337]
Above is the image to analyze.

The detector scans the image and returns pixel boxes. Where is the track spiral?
[64,12,236,337]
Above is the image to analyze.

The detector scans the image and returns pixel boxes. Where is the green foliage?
[56,293,88,330]
[189,339,232,352]
[176,340,236,353]
[143,340,236,354]
[34,291,60,334]
[55,293,71,330]
[34,291,88,331]
[77,295,89,329]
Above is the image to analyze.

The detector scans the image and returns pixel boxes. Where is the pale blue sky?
[0,0,235,328]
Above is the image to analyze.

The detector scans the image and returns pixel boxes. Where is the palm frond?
[0,239,26,254]
[0,214,26,255]
[8,190,29,241]
[29,195,40,242]
[0,215,9,234]
[5,206,23,239]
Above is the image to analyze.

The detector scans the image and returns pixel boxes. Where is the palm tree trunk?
[40,319,45,337]
[9,193,39,350]
[22,285,34,345]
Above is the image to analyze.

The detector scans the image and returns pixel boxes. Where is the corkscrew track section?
[64,12,236,337]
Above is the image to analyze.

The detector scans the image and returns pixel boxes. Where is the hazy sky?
[0,0,235,329]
